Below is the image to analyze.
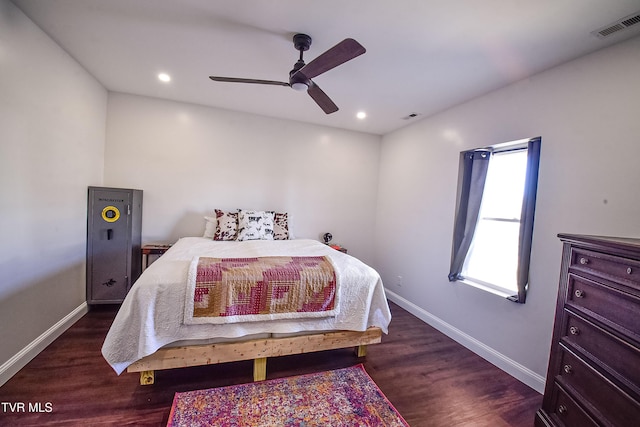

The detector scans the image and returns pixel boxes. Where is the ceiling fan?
[209,34,366,114]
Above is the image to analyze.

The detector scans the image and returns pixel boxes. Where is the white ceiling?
[12,0,640,135]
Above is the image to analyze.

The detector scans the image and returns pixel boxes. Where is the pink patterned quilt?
[184,256,337,324]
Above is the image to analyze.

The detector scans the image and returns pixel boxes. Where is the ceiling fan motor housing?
[289,62,310,90]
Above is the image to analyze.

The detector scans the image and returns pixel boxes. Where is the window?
[448,137,541,303]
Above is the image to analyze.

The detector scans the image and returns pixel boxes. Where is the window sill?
[458,279,514,299]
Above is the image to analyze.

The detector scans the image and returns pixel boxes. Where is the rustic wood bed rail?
[127,327,383,385]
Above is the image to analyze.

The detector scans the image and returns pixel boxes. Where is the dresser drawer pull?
[627,267,633,274]
[579,257,589,265]
[569,326,580,335]
[574,289,585,298]
[558,404,568,415]
[563,364,573,374]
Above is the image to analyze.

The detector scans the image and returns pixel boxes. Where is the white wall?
[0,0,106,368]
[375,35,640,391]
[104,93,382,264]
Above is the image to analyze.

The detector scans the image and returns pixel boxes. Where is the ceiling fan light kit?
[209,33,365,114]
[290,82,309,91]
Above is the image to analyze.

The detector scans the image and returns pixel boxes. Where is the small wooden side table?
[328,244,347,254]
[141,244,172,270]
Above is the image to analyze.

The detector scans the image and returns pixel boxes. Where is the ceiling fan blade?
[307,81,338,114]
[209,76,290,87]
[296,38,365,79]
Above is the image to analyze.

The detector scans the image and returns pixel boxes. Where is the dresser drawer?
[570,247,640,291]
[548,383,598,427]
[567,274,640,339]
[563,312,640,395]
[557,348,640,426]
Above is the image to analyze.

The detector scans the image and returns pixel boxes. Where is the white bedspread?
[102,238,392,375]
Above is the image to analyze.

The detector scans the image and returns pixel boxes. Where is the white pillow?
[237,210,275,241]
[203,216,217,239]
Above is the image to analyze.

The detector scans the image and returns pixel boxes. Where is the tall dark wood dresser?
[536,234,640,426]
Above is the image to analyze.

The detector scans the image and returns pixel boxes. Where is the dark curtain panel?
[508,137,541,303]
[448,149,491,282]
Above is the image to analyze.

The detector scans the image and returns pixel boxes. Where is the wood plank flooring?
[0,301,542,426]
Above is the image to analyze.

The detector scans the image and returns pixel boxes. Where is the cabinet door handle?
[574,289,585,298]
[569,326,580,335]
[563,364,573,374]
[627,267,633,275]
[558,404,568,415]
[579,257,589,265]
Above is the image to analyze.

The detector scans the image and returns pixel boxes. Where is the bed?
[101,236,392,384]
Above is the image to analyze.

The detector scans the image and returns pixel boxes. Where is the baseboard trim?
[385,289,545,393]
[0,302,89,387]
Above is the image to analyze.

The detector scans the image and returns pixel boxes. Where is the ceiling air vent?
[593,11,640,38]
[402,113,421,120]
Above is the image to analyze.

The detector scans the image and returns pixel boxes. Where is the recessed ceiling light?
[158,73,171,82]
[356,111,367,119]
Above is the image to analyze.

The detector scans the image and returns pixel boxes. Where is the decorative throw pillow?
[237,210,275,241]
[203,216,217,239]
[214,209,239,241]
[272,212,289,240]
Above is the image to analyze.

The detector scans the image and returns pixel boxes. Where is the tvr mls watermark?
[1,402,53,413]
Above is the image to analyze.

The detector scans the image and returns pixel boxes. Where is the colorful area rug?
[166,364,409,427]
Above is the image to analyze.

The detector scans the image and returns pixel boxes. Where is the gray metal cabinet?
[86,186,143,304]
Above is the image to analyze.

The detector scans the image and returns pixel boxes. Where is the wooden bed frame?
[127,327,382,385]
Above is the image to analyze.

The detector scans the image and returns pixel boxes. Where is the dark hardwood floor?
[0,301,542,426]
